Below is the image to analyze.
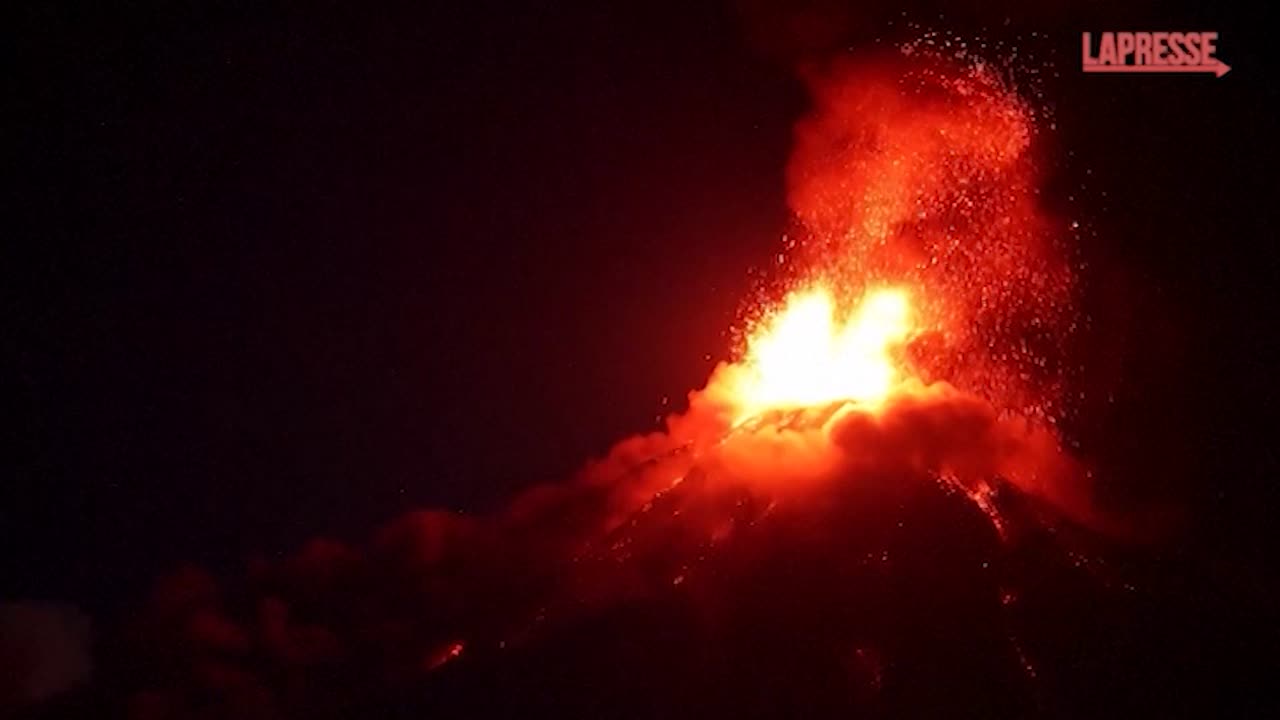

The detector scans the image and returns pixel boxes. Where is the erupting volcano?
[655,49,1090,529]
[114,49,1141,720]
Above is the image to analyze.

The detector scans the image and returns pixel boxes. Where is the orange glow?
[729,285,914,420]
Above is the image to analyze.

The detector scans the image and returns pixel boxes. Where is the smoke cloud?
[0,603,93,712]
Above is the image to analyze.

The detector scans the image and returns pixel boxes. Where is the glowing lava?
[730,285,915,420]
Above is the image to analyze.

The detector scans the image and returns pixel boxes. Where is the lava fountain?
[729,286,915,422]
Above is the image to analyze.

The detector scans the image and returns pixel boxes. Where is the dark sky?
[7,0,1276,618]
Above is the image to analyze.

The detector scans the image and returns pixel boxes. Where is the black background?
[7,0,1276,636]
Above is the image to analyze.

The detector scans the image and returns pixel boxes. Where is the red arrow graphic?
[1082,62,1232,78]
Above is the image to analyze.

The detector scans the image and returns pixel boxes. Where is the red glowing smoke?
[783,52,1079,421]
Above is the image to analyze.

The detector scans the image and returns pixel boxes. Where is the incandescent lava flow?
[119,49,1142,720]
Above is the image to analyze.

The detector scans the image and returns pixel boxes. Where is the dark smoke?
[1,604,92,712]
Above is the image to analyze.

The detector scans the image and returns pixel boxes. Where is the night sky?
[10,1,802,608]
[6,0,1278,712]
